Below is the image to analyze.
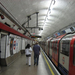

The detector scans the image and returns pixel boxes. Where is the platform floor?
[0,52,54,75]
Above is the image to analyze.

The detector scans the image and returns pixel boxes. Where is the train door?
[54,41,58,66]
[50,41,52,58]
[59,40,70,75]
[48,41,50,56]
[46,41,48,54]
[52,41,55,63]
[69,38,75,75]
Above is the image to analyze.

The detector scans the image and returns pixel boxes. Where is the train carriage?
[45,38,53,58]
[45,40,48,55]
[45,39,51,56]
[59,33,75,75]
[40,32,75,75]
[50,34,66,67]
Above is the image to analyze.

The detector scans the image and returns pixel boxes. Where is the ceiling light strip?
[44,0,55,26]
[40,0,55,36]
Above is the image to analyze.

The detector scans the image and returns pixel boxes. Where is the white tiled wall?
[22,38,25,50]
[19,38,22,50]
[16,38,21,53]
[25,39,27,47]
[1,35,6,58]
[6,35,10,58]
[0,33,32,58]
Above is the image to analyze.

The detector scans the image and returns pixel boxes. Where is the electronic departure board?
[31,36,41,38]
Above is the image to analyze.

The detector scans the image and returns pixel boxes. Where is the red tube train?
[40,32,75,75]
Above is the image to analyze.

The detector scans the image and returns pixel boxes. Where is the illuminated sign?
[31,36,41,38]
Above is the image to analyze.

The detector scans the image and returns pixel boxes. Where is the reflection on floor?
[0,52,50,75]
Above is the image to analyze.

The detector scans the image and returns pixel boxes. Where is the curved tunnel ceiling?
[0,0,75,41]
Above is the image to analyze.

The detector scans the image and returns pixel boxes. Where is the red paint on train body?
[69,36,75,75]
[52,34,66,66]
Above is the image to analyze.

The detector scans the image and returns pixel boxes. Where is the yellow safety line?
[41,51,55,75]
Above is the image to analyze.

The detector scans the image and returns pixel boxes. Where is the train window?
[52,42,57,54]
[53,42,57,54]
[48,41,50,48]
[73,41,75,66]
[55,42,57,54]
[50,42,52,49]
[51,42,53,49]
[53,42,55,52]
[61,41,70,56]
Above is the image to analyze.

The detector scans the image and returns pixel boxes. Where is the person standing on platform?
[33,42,40,66]
[25,44,32,66]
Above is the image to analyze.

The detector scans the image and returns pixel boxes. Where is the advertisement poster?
[10,38,14,55]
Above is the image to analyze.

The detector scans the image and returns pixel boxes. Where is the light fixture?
[41,0,56,36]
[44,0,55,24]
[45,17,48,22]
[48,9,51,14]
[47,11,51,19]
[53,0,56,5]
